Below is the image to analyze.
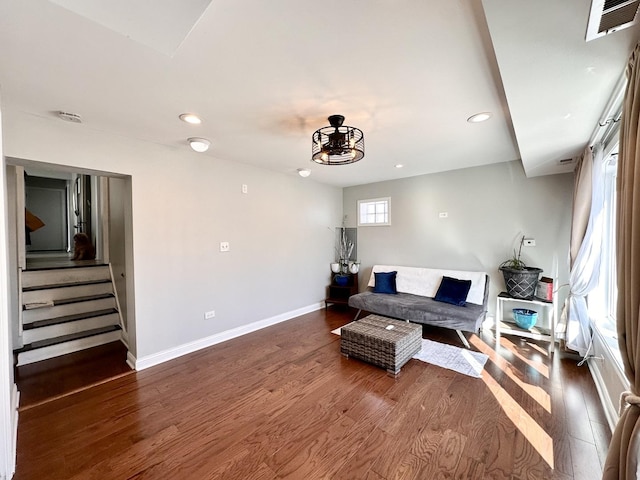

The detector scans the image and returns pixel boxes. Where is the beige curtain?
[570,151,593,268]
[603,43,640,480]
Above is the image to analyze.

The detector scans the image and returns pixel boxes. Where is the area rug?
[331,326,488,378]
[412,339,488,378]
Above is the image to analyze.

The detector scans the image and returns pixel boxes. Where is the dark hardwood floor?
[14,308,610,479]
[15,341,133,410]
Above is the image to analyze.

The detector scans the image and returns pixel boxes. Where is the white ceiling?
[0,0,638,187]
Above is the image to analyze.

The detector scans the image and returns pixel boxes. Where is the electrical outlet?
[220,242,230,252]
[205,310,215,319]
[523,238,536,247]
[439,212,448,218]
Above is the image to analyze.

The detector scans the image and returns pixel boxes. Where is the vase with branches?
[336,227,354,274]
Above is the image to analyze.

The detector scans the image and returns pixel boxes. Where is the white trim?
[588,359,618,433]
[10,385,18,465]
[134,302,323,371]
[357,197,391,226]
[591,320,627,386]
[126,350,136,370]
[0,96,16,479]
[588,325,629,433]
[108,262,126,335]
[17,330,122,366]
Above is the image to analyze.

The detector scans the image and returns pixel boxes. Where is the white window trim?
[357,197,391,226]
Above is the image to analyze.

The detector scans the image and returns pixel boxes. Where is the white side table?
[495,292,556,354]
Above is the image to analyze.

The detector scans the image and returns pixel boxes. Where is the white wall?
[3,110,343,362]
[108,176,129,331]
[0,94,18,480]
[343,160,574,316]
[4,166,20,349]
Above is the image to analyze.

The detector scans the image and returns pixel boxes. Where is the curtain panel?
[566,144,606,356]
[603,42,640,480]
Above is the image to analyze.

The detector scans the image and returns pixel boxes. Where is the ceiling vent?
[57,111,82,123]
[586,0,640,41]
[559,158,576,166]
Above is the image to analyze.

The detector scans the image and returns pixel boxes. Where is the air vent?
[586,0,640,41]
[559,158,575,165]
[57,111,82,123]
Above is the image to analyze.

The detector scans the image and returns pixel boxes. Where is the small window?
[358,197,390,226]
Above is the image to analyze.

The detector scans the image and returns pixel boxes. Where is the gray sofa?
[348,265,490,348]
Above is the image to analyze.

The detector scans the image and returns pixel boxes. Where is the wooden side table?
[325,273,358,308]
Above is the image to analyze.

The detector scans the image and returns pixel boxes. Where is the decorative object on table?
[335,225,356,273]
[330,262,340,273]
[535,276,554,302]
[348,261,360,274]
[513,308,538,329]
[334,274,350,286]
[499,235,543,299]
[312,114,365,165]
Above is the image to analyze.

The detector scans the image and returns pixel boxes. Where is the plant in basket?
[499,236,542,299]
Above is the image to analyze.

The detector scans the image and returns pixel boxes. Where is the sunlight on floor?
[471,336,551,413]
[471,335,554,469]
[498,337,550,379]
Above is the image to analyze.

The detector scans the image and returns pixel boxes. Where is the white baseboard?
[10,384,18,466]
[588,359,618,432]
[134,302,324,371]
[126,350,136,370]
[1,384,19,480]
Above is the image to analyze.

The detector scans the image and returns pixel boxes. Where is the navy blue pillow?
[434,276,472,306]
[373,271,397,294]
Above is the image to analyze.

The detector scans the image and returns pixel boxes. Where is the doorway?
[6,159,136,409]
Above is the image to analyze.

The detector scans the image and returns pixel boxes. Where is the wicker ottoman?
[340,314,422,374]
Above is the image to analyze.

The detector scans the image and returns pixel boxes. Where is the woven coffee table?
[340,314,422,375]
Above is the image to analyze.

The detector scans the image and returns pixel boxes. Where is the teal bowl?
[513,308,538,329]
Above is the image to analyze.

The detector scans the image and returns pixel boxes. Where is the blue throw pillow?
[434,276,472,306]
[373,271,397,294]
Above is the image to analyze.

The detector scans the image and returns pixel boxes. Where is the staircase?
[15,264,124,366]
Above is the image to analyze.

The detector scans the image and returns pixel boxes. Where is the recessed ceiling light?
[297,168,311,177]
[179,113,202,125]
[188,137,210,152]
[467,112,492,123]
[395,164,403,169]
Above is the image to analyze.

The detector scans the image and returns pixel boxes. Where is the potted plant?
[499,236,542,299]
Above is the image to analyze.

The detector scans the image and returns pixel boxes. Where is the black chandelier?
[312,115,364,165]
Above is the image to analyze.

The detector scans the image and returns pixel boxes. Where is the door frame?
[1,156,136,478]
